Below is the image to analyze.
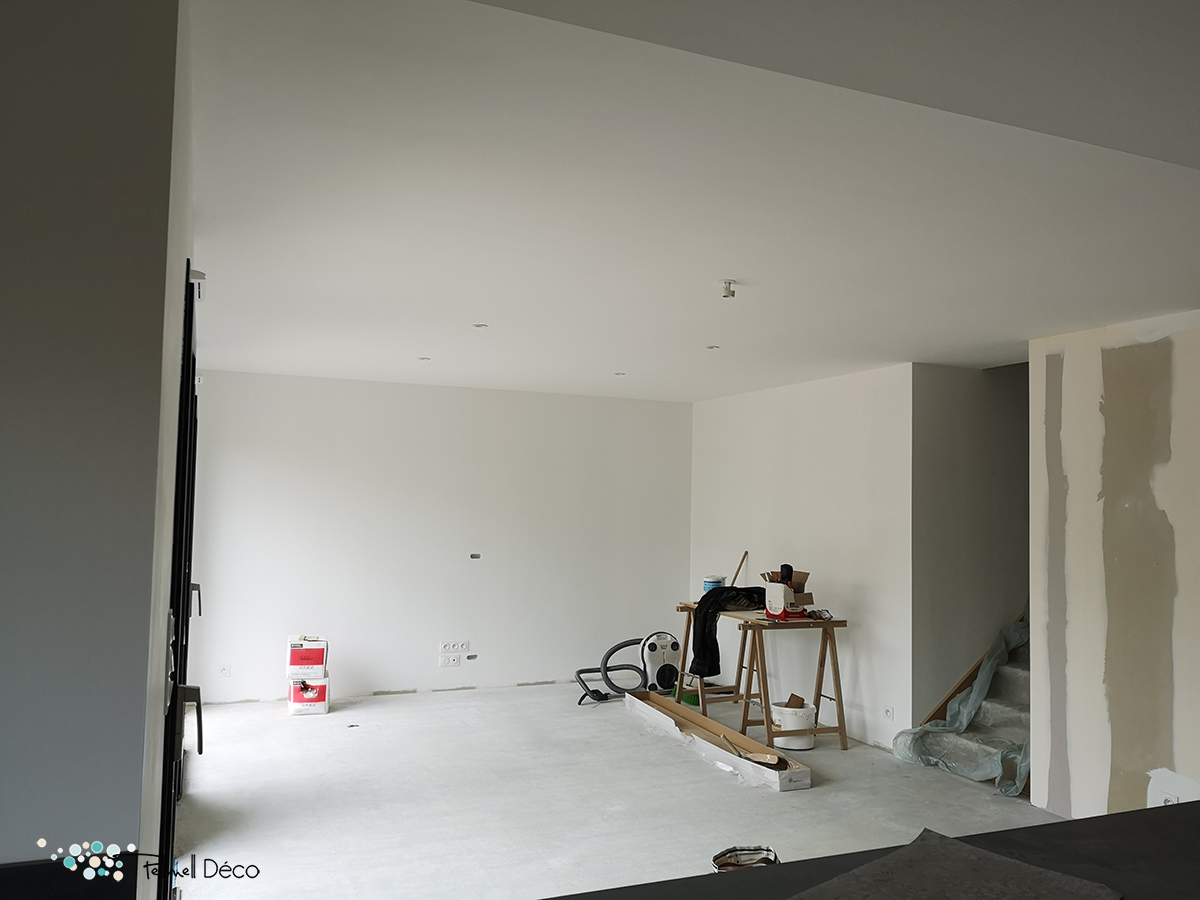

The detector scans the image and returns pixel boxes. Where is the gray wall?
[0,0,182,865]
[911,363,1029,723]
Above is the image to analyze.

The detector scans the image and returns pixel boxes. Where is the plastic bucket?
[770,702,816,750]
[703,575,726,593]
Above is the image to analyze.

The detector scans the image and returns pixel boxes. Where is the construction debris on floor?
[625,690,811,791]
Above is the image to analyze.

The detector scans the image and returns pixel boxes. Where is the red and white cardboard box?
[764,583,814,620]
[286,635,328,679]
[288,677,329,715]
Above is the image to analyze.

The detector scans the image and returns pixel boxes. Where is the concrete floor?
[175,685,1059,899]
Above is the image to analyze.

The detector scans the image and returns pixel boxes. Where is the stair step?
[1008,641,1030,667]
[973,697,1030,730]
[914,728,1023,779]
[988,663,1030,706]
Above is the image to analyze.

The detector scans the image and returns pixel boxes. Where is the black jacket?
[688,586,765,678]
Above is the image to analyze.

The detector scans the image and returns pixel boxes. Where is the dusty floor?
[174,685,1058,899]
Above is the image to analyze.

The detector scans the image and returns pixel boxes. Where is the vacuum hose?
[575,638,648,705]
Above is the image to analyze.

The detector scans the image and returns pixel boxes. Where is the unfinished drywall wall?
[0,0,183,869]
[1030,312,1200,818]
[1043,353,1072,817]
[910,363,1029,723]
[690,365,913,749]
[1100,339,1176,813]
[189,371,692,701]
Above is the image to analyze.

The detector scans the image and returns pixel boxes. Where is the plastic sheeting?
[893,618,1030,796]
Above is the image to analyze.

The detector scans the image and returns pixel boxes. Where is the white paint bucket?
[703,575,726,593]
[770,702,816,750]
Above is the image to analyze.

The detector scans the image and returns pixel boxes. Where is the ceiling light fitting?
[706,345,720,350]
[418,356,431,361]
[720,280,736,299]
[614,372,626,376]
[473,323,488,328]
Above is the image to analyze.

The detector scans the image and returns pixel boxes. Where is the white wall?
[190,371,692,701]
[1030,311,1200,818]
[690,365,913,749]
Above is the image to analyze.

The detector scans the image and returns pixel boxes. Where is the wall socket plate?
[439,640,470,653]
[439,654,462,667]
[218,665,231,677]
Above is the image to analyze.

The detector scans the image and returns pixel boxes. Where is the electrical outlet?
[218,665,231,678]
[884,706,895,721]
[1162,793,1180,806]
[439,654,462,667]
[439,640,470,653]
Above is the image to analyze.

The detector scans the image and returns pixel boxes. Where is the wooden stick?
[754,627,775,748]
[827,624,849,750]
[739,635,758,734]
[730,550,748,586]
[813,628,829,724]
[720,734,782,768]
[674,607,694,703]
[720,734,745,758]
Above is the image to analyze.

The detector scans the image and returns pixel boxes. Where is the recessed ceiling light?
[706,345,720,350]
[473,323,488,328]
[418,356,431,361]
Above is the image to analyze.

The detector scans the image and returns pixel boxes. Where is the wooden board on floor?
[624,691,811,791]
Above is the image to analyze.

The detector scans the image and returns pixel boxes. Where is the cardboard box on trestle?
[763,583,813,620]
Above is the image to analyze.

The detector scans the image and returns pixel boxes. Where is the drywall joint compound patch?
[1100,338,1177,813]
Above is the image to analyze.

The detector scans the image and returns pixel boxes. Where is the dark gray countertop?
[559,801,1200,900]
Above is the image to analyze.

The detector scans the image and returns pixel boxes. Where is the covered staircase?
[894,620,1031,795]
[921,641,1030,787]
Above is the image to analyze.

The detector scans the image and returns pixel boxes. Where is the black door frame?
[156,259,201,898]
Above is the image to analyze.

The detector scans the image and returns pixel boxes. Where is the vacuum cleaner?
[575,632,682,705]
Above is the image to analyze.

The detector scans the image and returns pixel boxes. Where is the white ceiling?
[476,0,1200,172]
[192,0,1200,402]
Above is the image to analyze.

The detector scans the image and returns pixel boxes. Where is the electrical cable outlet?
[439,640,470,653]
[218,665,231,677]
[439,654,462,667]
[884,706,895,721]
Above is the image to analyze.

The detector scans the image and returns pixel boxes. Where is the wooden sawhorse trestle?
[674,603,849,750]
